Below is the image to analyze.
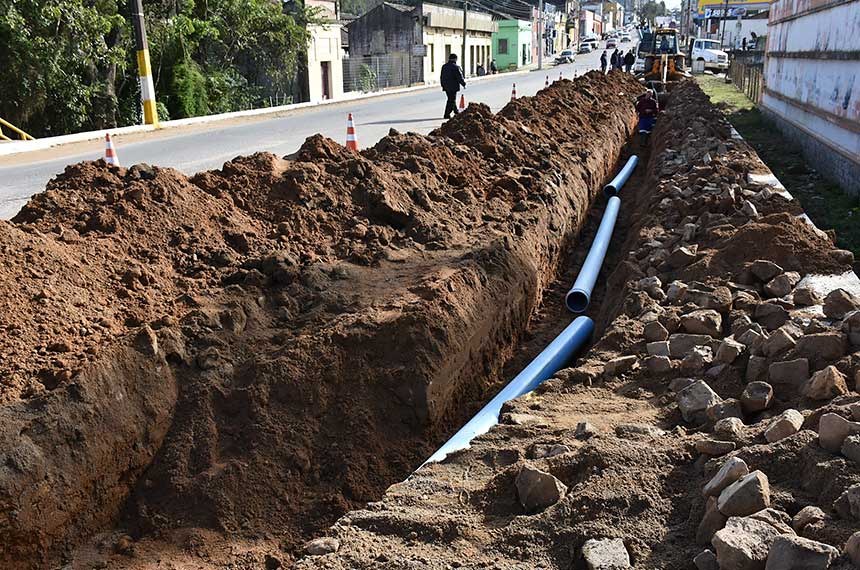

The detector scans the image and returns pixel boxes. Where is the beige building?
[306,0,344,102]
[422,3,497,79]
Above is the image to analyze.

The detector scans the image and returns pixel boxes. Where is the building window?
[445,44,452,60]
[429,44,434,72]
[498,38,508,54]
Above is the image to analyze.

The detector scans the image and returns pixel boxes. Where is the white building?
[422,3,496,79]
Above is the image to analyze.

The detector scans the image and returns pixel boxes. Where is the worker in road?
[441,53,466,119]
[636,90,659,141]
[624,49,635,73]
[600,50,608,73]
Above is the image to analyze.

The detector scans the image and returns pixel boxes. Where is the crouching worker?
[635,90,659,141]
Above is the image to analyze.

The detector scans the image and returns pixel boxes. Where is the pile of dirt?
[0,71,644,568]
[291,81,860,569]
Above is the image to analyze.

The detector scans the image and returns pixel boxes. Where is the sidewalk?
[0,66,538,159]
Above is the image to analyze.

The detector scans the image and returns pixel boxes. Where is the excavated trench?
[0,72,647,568]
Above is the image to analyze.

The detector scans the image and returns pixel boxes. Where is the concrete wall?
[761,0,860,196]
[422,3,495,79]
[306,1,344,102]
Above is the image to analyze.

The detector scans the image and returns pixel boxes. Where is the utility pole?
[129,0,159,126]
[719,0,729,47]
[462,1,468,77]
[538,0,544,70]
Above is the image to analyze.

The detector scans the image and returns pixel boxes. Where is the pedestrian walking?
[600,50,608,73]
[610,49,618,70]
[440,53,466,119]
[490,59,498,74]
[624,49,635,73]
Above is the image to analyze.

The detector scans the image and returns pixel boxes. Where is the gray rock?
[581,537,630,569]
[834,484,860,520]
[698,496,728,545]
[818,413,860,453]
[845,531,860,565]
[515,464,567,512]
[748,508,795,535]
[716,338,745,364]
[678,380,723,423]
[718,471,771,517]
[763,272,801,298]
[669,333,714,358]
[765,535,839,569]
[768,359,809,386]
[824,289,860,319]
[795,332,845,361]
[764,409,804,443]
[715,417,746,441]
[636,276,665,301]
[647,341,671,357]
[666,280,689,303]
[704,457,749,498]
[737,327,765,349]
[694,549,719,570]
[681,310,723,337]
[802,365,848,400]
[741,381,773,413]
[792,506,826,533]
[741,200,759,218]
[644,320,669,342]
[305,537,340,555]
[793,287,822,307]
[696,439,736,456]
[667,246,697,269]
[750,260,784,282]
[688,286,734,313]
[645,355,673,374]
[707,399,744,423]
[604,355,639,376]
[670,377,697,392]
[841,434,860,463]
[681,346,714,373]
[712,515,784,570]
[762,328,796,357]
[842,310,860,346]
[134,325,159,356]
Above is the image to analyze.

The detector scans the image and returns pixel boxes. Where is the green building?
[492,20,532,70]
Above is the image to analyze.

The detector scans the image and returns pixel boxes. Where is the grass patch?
[696,74,860,267]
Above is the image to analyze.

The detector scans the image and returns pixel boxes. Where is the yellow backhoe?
[637,28,689,107]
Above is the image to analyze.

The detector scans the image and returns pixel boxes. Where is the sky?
[664,0,682,10]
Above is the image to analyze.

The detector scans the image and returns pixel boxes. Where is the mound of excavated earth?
[291,83,860,569]
[0,72,644,568]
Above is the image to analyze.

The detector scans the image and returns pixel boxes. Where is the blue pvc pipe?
[423,316,595,466]
[603,155,639,196]
[564,196,621,313]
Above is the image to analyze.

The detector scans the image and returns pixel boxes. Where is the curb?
[0,67,538,159]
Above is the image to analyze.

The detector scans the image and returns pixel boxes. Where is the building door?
[522,43,527,66]
[321,61,331,99]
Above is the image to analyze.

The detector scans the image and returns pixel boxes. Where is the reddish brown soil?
[0,71,644,569]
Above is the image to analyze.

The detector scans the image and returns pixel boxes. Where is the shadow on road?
[361,118,440,125]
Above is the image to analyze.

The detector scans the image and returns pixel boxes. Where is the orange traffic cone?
[511,83,517,100]
[458,93,466,112]
[545,76,549,87]
[104,133,119,166]
[345,113,358,151]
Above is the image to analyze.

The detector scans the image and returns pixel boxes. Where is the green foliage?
[0,0,317,136]
[358,64,377,93]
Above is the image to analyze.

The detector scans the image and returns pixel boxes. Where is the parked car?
[554,49,575,64]
[620,34,631,43]
[690,38,729,72]
[606,37,618,49]
[577,42,593,54]
[633,43,647,73]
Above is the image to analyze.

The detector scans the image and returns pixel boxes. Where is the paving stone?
[764,409,804,443]
[666,280,689,303]
[716,338,745,364]
[698,496,728,545]
[669,333,714,358]
[717,471,770,517]
[693,549,718,570]
[802,365,848,400]
[765,534,838,570]
[515,464,567,513]
[741,381,773,413]
[704,457,749,498]
[845,531,860,565]
[792,287,822,307]
[792,506,826,533]
[715,417,746,441]
[644,355,673,374]
[755,302,790,331]
[834,484,860,520]
[746,355,768,383]
[818,413,860,453]
[696,439,736,456]
[670,377,697,392]
[644,320,669,342]
[750,260,783,282]
[647,341,670,357]
[681,346,714,373]
[581,538,630,569]
[795,332,846,361]
[707,399,743,423]
[768,359,809,387]
[842,310,860,346]
[762,328,796,357]
[604,355,639,376]
[678,380,722,423]
[681,309,723,337]
[763,272,801,298]
[666,246,697,269]
[712,515,784,570]
[824,288,860,319]
[841,434,860,463]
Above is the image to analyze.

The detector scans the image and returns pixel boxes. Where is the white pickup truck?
[690,38,729,72]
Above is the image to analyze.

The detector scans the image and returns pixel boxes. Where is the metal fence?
[728,50,765,103]
[343,53,424,94]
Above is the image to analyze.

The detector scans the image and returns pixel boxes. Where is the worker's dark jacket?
[440,62,466,92]
[624,52,635,66]
[636,97,658,116]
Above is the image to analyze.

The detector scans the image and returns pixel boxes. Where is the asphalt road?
[0,45,630,219]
